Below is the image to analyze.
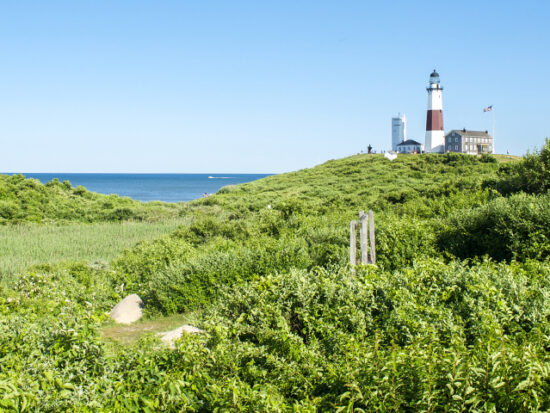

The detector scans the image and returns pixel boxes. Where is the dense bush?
[3,260,550,411]
[195,261,550,410]
[0,174,183,224]
[110,153,503,314]
[112,213,346,313]
[487,138,550,195]
[438,192,550,261]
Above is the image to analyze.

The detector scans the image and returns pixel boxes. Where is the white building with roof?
[396,139,423,154]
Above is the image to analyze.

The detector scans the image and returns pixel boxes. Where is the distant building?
[392,113,407,151]
[445,129,493,154]
[396,139,423,154]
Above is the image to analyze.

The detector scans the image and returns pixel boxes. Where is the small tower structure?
[425,70,444,153]
[391,113,407,151]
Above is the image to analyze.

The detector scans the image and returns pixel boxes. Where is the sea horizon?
[2,172,271,203]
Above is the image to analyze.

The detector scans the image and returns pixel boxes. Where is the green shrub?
[73,185,87,196]
[195,261,550,410]
[106,207,136,221]
[480,153,498,163]
[113,233,313,313]
[375,216,439,270]
[0,200,18,221]
[440,151,479,165]
[438,192,550,261]
[488,138,550,194]
[0,174,183,225]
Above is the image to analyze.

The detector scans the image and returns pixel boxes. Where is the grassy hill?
[111,152,506,313]
[2,146,550,411]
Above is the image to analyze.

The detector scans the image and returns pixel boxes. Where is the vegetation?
[0,174,184,224]
[110,152,501,313]
[438,192,550,262]
[101,313,201,345]
[486,138,550,195]
[2,143,550,411]
[0,220,185,285]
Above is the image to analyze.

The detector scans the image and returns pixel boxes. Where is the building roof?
[430,70,439,77]
[447,129,491,137]
[397,139,422,146]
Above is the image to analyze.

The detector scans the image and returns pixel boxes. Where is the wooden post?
[359,211,368,265]
[349,220,357,267]
[368,210,376,265]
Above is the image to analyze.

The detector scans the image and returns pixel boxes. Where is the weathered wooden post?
[359,210,369,265]
[350,210,376,271]
[368,210,376,265]
[349,220,357,267]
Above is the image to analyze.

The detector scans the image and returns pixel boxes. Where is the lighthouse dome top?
[429,70,441,85]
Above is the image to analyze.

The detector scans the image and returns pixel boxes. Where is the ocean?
[7,173,270,203]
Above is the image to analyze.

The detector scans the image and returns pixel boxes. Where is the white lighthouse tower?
[391,113,407,151]
[425,70,444,153]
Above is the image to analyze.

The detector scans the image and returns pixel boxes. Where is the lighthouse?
[425,70,444,153]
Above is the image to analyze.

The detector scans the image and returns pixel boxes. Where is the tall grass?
[0,219,186,285]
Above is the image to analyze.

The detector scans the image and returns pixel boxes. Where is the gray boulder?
[158,325,204,348]
[110,294,144,324]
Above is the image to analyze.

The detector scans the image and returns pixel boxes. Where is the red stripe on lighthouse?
[426,110,443,131]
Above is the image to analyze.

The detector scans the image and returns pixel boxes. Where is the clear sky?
[1,1,549,173]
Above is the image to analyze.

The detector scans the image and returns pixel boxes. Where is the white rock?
[384,152,398,161]
[110,294,144,324]
[158,325,204,348]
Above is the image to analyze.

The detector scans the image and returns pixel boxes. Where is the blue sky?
[1,1,549,173]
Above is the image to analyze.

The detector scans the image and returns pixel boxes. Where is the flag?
[483,105,493,112]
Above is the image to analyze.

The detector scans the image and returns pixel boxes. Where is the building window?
[455,145,458,150]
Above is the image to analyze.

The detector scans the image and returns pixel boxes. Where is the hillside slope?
[202,152,502,216]
[112,152,510,313]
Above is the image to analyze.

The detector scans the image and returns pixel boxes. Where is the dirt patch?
[101,313,200,345]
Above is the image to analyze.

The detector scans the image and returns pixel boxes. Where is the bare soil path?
[101,312,200,345]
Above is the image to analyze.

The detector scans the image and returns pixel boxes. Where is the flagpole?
[484,105,495,153]
[492,109,495,154]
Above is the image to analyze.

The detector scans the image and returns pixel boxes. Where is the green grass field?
[0,219,185,285]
